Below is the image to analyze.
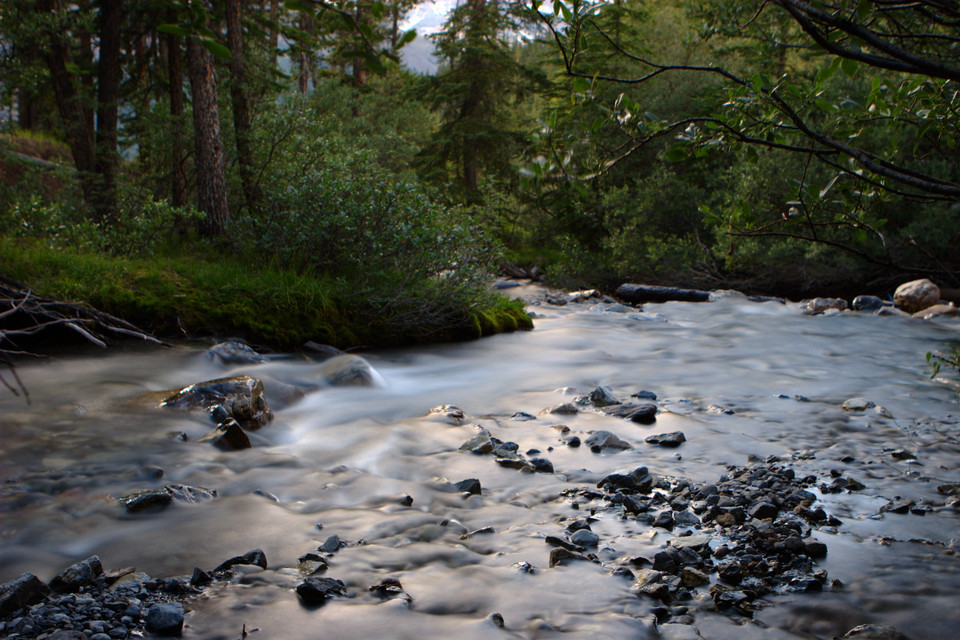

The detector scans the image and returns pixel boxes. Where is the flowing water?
[3,285,960,639]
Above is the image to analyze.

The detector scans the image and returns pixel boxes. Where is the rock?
[459,431,496,454]
[681,567,710,587]
[602,402,657,424]
[749,502,779,520]
[568,289,599,303]
[214,549,268,573]
[207,341,265,365]
[852,295,887,312]
[841,624,914,640]
[894,278,940,313]
[50,556,103,592]
[549,547,590,567]
[144,603,184,635]
[200,418,252,450]
[582,386,620,407]
[544,402,579,415]
[319,536,342,553]
[453,478,482,495]
[495,449,535,472]
[570,529,599,547]
[632,390,658,400]
[598,466,653,493]
[511,412,536,421]
[119,489,173,512]
[493,279,520,290]
[802,297,848,314]
[302,342,345,359]
[913,302,957,319]
[161,375,272,430]
[658,623,704,640]
[190,567,212,586]
[0,573,50,617]
[889,448,916,460]
[530,457,554,473]
[317,355,381,387]
[165,483,217,504]
[427,405,465,424]
[645,431,686,448]
[584,430,632,451]
[842,397,875,412]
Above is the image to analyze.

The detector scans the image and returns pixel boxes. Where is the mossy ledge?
[0,240,532,351]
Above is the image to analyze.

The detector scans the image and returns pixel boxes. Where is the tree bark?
[186,35,230,236]
[166,24,188,209]
[268,0,280,67]
[93,0,122,223]
[298,13,314,93]
[225,0,259,210]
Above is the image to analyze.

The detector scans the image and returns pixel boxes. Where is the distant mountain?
[399,0,456,74]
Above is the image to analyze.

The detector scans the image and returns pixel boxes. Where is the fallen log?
[615,283,711,304]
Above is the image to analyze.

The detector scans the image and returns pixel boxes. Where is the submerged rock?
[427,405,466,424]
[120,484,217,513]
[584,430,632,451]
[200,418,252,450]
[842,397,875,412]
[316,355,381,387]
[645,431,686,448]
[841,624,914,640]
[161,375,272,430]
[602,402,657,424]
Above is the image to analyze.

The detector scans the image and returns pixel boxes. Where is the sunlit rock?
[894,278,940,313]
[119,484,217,513]
[199,418,252,450]
[584,430,632,451]
[913,302,956,319]
[842,397,875,412]
[161,375,272,430]
[427,404,465,424]
[802,297,847,315]
[576,386,620,407]
[602,402,657,424]
[852,295,886,312]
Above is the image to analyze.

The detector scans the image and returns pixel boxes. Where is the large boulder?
[49,556,103,592]
[0,572,50,616]
[161,375,272,430]
[893,278,940,313]
[207,341,265,365]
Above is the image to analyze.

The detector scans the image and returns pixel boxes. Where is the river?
[2,285,959,639]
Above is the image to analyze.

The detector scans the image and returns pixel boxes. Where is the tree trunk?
[352,3,367,87]
[225,0,259,211]
[93,0,122,223]
[187,35,230,236]
[268,0,280,67]
[166,25,188,209]
[298,13,314,93]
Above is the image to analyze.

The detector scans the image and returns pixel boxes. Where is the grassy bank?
[0,239,532,351]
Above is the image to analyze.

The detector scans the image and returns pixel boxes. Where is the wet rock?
[653,511,675,530]
[913,302,957,319]
[207,341,265,365]
[802,297,847,315]
[488,612,506,628]
[302,342,345,359]
[632,390,658,400]
[317,355,381,387]
[461,526,495,539]
[120,484,217,513]
[601,402,657,424]
[427,405,465,424]
[894,278,940,313]
[495,448,535,472]
[319,535,342,553]
[190,568,212,586]
[530,457,554,473]
[549,547,590,567]
[570,529,599,547]
[658,623,704,640]
[842,397,875,412]
[511,412,536,421]
[459,432,496,454]
[852,295,886,312]
[616,283,710,304]
[214,549,268,573]
[161,375,272,430]
[580,386,620,407]
[645,431,686,448]
[748,502,779,521]
[50,556,103,592]
[841,624,914,640]
[0,572,50,616]
[598,467,654,494]
[296,577,346,604]
[889,448,916,460]
[544,402,579,415]
[584,430,632,451]
[144,603,183,635]
[368,578,409,602]
[454,478,482,495]
[681,567,710,587]
[545,536,584,552]
[200,418,252,450]
[566,436,581,448]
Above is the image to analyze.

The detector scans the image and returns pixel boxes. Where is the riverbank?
[0,239,532,352]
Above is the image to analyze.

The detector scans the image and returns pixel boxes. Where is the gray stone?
[427,405,465,424]
[584,430,632,451]
[913,302,957,319]
[842,397,875,412]
[545,402,579,415]
[144,603,184,636]
[570,529,599,547]
[207,341,265,365]
[0,572,50,617]
[459,433,495,454]
[549,548,590,567]
[214,548,268,572]
[317,355,381,387]
[319,536,342,553]
[644,431,686,447]
[802,297,847,314]
[585,386,620,407]
[161,375,272,430]
[852,295,886,312]
[50,556,103,592]
[841,624,914,640]
[201,418,252,450]
[453,478,482,495]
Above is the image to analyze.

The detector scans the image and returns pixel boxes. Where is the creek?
[2,285,959,639]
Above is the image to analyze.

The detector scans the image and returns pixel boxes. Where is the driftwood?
[0,275,168,402]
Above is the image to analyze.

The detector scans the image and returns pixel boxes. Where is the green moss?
[0,239,533,350]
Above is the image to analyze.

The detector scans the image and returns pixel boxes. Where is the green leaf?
[365,52,386,75]
[397,29,417,48]
[841,57,858,77]
[664,145,687,162]
[559,2,572,22]
[284,0,315,12]
[572,77,590,93]
[157,24,193,37]
[201,38,231,60]
[856,0,871,21]
[371,1,384,20]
